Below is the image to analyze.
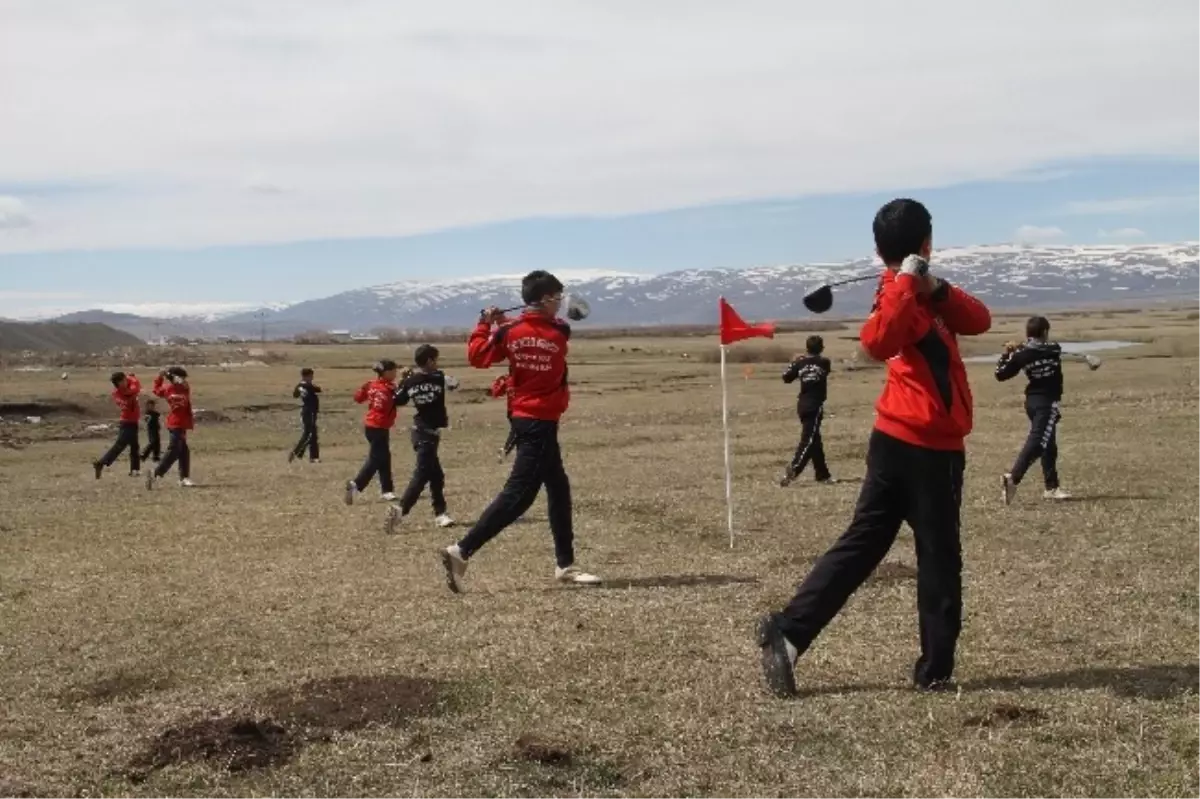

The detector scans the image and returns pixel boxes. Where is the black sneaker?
[778,469,798,488]
[92,461,104,480]
[287,451,297,464]
[757,614,798,697]
[914,679,958,694]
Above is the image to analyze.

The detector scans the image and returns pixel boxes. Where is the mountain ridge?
[44,242,1200,339]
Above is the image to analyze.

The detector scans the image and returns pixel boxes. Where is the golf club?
[482,295,591,322]
[801,273,878,314]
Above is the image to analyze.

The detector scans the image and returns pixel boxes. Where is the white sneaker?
[179,478,195,487]
[343,480,358,506]
[555,565,602,586]
[130,470,140,477]
[385,505,403,535]
[440,545,468,594]
[309,459,320,464]
[816,476,839,485]
[435,513,455,529]
[381,492,398,502]
[1043,487,1071,501]
[1002,474,1018,506]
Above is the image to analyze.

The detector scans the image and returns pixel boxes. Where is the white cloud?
[0,0,1196,253]
[1064,195,1199,215]
[0,197,33,229]
[1015,225,1066,244]
[1098,227,1147,239]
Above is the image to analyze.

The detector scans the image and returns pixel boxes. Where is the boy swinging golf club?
[289,367,322,464]
[778,335,837,486]
[758,199,992,697]
[384,345,460,533]
[439,270,601,593]
[147,367,196,488]
[93,371,143,479]
[997,315,1101,504]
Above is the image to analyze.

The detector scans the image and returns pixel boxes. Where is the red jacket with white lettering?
[468,311,571,422]
[354,377,399,429]
[153,375,194,431]
[860,270,992,451]
[112,375,142,423]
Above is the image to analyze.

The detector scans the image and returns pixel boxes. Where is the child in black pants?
[289,367,322,464]
[384,345,459,533]
[140,400,162,463]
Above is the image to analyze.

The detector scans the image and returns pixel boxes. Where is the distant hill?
[0,321,145,352]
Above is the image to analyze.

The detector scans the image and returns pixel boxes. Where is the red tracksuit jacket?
[354,377,399,429]
[860,270,991,451]
[153,375,194,431]
[112,375,142,423]
[468,311,571,422]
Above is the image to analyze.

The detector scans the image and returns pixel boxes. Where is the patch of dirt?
[260,674,443,734]
[124,675,447,781]
[514,734,575,766]
[63,670,173,705]
[0,400,91,417]
[964,703,1048,728]
[232,402,298,414]
[128,714,296,777]
[0,777,41,797]
[192,409,231,423]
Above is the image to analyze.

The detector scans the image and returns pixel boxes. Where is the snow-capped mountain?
[52,243,1200,338]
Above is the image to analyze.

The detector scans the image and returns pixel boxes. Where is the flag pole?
[720,343,735,548]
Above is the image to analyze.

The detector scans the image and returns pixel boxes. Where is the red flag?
[719,297,775,345]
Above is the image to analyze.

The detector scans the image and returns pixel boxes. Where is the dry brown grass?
[0,308,1197,797]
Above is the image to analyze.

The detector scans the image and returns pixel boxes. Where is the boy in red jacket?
[147,366,196,489]
[92,371,142,478]
[439,270,601,593]
[758,199,991,696]
[489,373,517,461]
[344,359,402,504]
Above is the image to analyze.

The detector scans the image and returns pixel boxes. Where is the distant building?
[349,334,381,342]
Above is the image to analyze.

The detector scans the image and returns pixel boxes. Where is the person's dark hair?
[521,270,565,306]
[146,399,156,408]
[873,198,933,265]
[1026,315,1051,340]
[414,344,439,367]
[805,335,824,355]
[373,359,398,375]
[301,367,314,378]
[167,366,188,380]
[110,371,126,387]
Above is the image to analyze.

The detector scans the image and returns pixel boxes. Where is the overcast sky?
[0,0,1197,315]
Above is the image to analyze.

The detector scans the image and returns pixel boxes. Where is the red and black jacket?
[860,270,991,451]
[354,377,399,430]
[152,375,194,431]
[112,375,142,423]
[468,311,571,422]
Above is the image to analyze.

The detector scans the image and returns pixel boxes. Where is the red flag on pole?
[719,297,775,345]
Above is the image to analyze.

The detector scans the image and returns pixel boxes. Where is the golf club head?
[565,295,590,321]
[802,285,834,315]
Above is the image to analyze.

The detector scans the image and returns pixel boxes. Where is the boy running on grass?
[439,270,601,593]
[758,199,991,697]
[779,335,837,486]
[385,345,460,532]
[289,367,322,464]
[996,315,1101,505]
[93,371,142,478]
[147,367,196,489]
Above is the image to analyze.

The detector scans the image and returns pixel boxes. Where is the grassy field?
[1,307,1197,797]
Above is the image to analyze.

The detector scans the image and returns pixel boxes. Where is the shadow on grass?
[596,574,758,590]
[966,663,1198,701]
[1057,493,1164,502]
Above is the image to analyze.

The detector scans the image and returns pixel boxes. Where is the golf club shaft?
[826,273,878,289]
